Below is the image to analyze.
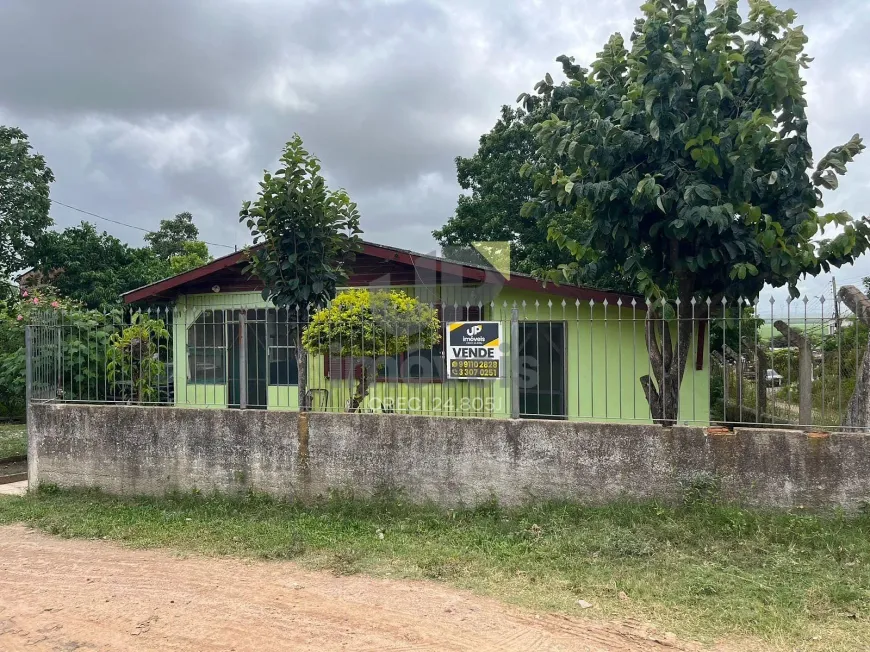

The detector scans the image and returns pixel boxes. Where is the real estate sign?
[446,321,502,379]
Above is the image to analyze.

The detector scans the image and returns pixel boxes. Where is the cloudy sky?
[1,0,868,310]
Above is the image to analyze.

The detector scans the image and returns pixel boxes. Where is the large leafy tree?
[0,126,54,280]
[168,240,211,275]
[145,211,200,260]
[27,222,173,309]
[521,0,870,423]
[240,134,362,410]
[434,97,631,290]
[145,211,211,274]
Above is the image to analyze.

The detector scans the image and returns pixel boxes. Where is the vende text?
[451,347,496,358]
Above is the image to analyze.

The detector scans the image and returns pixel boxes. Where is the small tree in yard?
[520,0,870,423]
[106,312,169,404]
[240,135,362,410]
[302,290,440,411]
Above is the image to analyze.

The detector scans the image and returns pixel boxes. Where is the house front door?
[227,309,268,409]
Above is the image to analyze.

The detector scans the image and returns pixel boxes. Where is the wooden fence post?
[743,337,768,423]
[774,320,812,427]
[838,285,870,429]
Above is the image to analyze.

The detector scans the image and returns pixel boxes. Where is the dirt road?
[0,525,711,651]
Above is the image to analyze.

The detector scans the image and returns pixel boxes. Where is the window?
[267,308,299,385]
[187,310,226,384]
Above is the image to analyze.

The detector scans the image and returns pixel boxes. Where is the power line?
[49,199,237,250]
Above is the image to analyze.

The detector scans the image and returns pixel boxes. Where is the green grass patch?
[1,488,869,650]
[0,423,26,460]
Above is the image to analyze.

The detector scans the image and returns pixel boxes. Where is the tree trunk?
[347,358,376,412]
[639,284,695,426]
[296,334,308,412]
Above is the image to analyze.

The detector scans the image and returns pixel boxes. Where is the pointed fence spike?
[705,297,712,305]
[603,298,609,307]
[631,298,637,307]
[690,297,696,306]
[617,298,623,306]
[769,296,776,305]
[819,295,826,305]
[547,299,553,308]
[575,298,582,307]
[589,299,595,308]
[561,299,567,307]
[674,297,681,306]
[803,296,810,305]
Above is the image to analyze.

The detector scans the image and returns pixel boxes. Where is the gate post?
[510,308,520,419]
[25,325,36,489]
[238,312,247,409]
[25,325,33,407]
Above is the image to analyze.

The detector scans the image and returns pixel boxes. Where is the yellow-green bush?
[302,289,440,357]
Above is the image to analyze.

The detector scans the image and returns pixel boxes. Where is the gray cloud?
[1,0,868,307]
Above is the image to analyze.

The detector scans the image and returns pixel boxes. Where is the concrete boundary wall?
[28,403,870,511]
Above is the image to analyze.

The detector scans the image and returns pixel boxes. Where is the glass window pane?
[187,310,226,383]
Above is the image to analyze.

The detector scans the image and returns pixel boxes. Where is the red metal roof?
[121,241,642,307]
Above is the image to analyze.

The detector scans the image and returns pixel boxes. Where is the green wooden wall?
[171,284,709,424]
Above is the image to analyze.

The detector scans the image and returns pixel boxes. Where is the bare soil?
[0,525,733,652]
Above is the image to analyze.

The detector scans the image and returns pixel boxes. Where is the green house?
[123,241,710,424]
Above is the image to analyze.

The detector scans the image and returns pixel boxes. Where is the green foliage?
[27,211,209,308]
[303,290,441,357]
[434,100,633,290]
[303,290,440,409]
[0,287,117,414]
[106,312,169,404]
[709,306,764,353]
[524,0,870,302]
[239,134,362,312]
[169,240,211,275]
[27,222,173,309]
[434,101,631,290]
[769,347,799,378]
[144,211,201,260]
[239,134,363,406]
[680,472,721,507]
[0,126,54,279]
[522,0,870,421]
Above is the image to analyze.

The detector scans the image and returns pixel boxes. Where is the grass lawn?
[1,488,869,650]
[0,423,26,460]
